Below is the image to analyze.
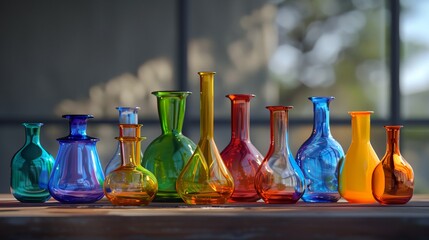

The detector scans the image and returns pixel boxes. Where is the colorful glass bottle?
[220,94,263,202]
[105,107,141,175]
[176,72,234,204]
[296,96,344,202]
[372,126,414,204]
[48,115,105,203]
[339,111,379,203]
[10,123,55,203]
[104,124,158,206]
[142,91,196,202]
[255,106,305,204]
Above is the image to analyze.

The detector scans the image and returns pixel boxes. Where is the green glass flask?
[10,123,55,202]
[142,91,196,202]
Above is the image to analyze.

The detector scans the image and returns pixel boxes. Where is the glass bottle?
[372,126,414,204]
[176,72,234,204]
[10,123,55,203]
[255,106,305,204]
[142,91,196,202]
[48,115,105,204]
[220,94,263,202]
[105,107,141,175]
[339,111,380,203]
[104,124,158,206]
[296,96,344,203]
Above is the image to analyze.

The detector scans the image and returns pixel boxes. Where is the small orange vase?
[372,126,414,204]
[339,111,379,203]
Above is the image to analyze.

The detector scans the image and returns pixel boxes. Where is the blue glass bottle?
[48,115,105,203]
[296,96,345,202]
[105,107,141,175]
[10,123,55,203]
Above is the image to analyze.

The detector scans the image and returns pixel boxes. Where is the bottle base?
[260,192,302,204]
[180,192,230,205]
[50,190,104,204]
[106,192,154,206]
[301,192,340,203]
[228,192,260,202]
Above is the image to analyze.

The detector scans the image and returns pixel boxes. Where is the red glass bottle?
[220,94,263,202]
[372,125,414,204]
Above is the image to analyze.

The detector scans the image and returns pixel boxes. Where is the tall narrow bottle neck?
[231,99,251,141]
[385,127,401,155]
[157,96,186,134]
[199,73,215,138]
[24,125,41,144]
[69,119,88,137]
[118,107,139,124]
[312,101,331,137]
[271,110,289,152]
[119,138,141,167]
[351,114,371,142]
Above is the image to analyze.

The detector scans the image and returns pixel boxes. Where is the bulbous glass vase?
[104,124,158,206]
[296,96,344,203]
[220,94,263,202]
[10,123,55,203]
[372,125,414,204]
[48,115,105,204]
[339,111,380,203]
[255,106,305,204]
[142,91,196,202]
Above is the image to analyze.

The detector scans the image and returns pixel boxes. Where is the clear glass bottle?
[255,106,305,204]
[339,111,379,203]
[48,115,105,203]
[220,94,263,202]
[372,125,414,204]
[142,91,196,202]
[10,123,55,203]
[296,96,344,202]
[176,72,234,204]
[104,124,158,206]
[105,107,141,175]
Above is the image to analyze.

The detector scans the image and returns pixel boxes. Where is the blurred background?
[0,0,428,193]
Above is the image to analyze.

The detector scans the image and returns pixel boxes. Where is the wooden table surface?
[1,194,428,239]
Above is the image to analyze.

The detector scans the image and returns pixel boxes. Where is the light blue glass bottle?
[10,123,55,203]
[48,115,105,203]
[296,96,344,202]
[105,107,141,175]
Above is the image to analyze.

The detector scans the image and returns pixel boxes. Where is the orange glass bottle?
[339,111,379,203]
[104,124,158,206]
[176,72,234,204]
[372,126,414,204]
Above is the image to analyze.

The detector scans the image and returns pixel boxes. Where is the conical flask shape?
[372,126,414,204]
[255,106,305,204]
[176,72,234,204]
[143,91,196,202]
[339,111,379,203]
[296,97,344,202]
[48,115,105,203]
[220,94,263,202]
[10,123,55,203]
[104,124,158,206]
[105,107,141,175]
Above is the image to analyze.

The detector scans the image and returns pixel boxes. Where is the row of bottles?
[10,72,414,206]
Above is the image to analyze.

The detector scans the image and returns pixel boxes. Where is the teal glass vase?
[10,123,55,203]
[105,107,141,175]
[142,91,196,202]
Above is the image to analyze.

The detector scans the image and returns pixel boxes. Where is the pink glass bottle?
[255,106,305,204]
[220,94,263,202]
